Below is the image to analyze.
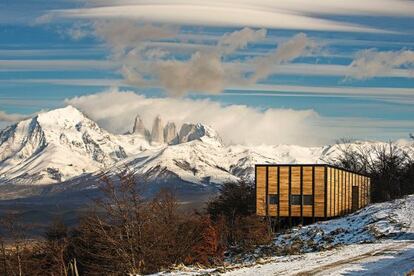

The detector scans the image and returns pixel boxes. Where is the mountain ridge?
[0,106,413,200]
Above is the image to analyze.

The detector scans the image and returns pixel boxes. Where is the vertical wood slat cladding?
[367,178,371,204]
[357,175,360,206]
[326,167,332,217]
[291,167,301,217]
[336,169,341,216]
[338,169,343,215]
[303,166,313,217]
[268,167,278,216]
[333,168,337,216]
[343,172,348,214]
[256,166,266,216]
[345,172,349,214]
[256,165,370,218]
[346,172,352,214]
[362,176,365,207]
[314,167,325,217]
[279,166,289,217]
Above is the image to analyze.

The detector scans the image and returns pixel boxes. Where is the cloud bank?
[91,22,318,96]
[65,89,411,146]
[39,0,410,33]
[65,89,328,145]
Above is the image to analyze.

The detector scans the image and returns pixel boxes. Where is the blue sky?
[0,0,413,144]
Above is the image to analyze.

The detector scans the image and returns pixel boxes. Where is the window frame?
[290,194,302,205]
[268,194,279,205]
[289,194,314,205]
[303,195,314,205]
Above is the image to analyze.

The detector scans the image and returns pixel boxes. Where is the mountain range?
[0,105,413,201]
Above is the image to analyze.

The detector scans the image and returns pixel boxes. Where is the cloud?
[93,19,179,57]
[40,1,391,33]
[65,89,327,145]
[0,111,30,123]
[82,0,414,17]
[65,89,413,145]
[98,25,274,96]
[61,22,92,41]
[347,49,414,79]
[152,51,227,96]
[92,22,317,96]
[218,27,267,55]
[250,33,318,82]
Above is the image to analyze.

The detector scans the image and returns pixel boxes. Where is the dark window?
[303,195,313,205]
[290,195,302,205]
[269,194,279,204]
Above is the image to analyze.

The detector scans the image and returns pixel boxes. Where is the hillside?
[154,195,414,275]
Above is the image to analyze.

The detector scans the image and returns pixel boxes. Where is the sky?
[0,0,413,145]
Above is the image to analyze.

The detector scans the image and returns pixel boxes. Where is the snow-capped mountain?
[0,106,412,199]
[0,106,151,184]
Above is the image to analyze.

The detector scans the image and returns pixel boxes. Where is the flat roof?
[254,164,370,177]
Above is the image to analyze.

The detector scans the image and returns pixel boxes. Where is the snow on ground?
[154,195,414,276]
[272,194,414,252]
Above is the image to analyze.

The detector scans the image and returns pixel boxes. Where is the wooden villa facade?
[255,164,371,221]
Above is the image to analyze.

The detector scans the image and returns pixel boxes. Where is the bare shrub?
[207,181,272,250]
[71,172,225,275]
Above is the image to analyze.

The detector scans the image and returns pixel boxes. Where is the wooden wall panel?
[368,178,371,204]
[351,174,357,212]
[267,167,278,216]
[314,166,325,217]
[303,166,313,217]
[333,168,337,216]
[303,167,313,195]
[290,167,301,217]
[326,167,332,217]
[344,171,348,214]
[338,169,343,215]
[256,166,266,216]
[357,175,361,208]
[279,166,289,217]
[361,176,366,207]
[256,165,370,218]
[347,172,352,213]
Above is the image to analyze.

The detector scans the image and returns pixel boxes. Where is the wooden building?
[256,164,371,220]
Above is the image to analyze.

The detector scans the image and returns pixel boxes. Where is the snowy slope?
[0,106,151,184]
[153,195,414,276]
[0,105,413,190]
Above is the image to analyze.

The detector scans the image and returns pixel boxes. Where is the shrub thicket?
[207,181,272,250]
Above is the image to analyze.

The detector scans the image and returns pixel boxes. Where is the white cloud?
[92,23,318,96]
[82,0,414,17]
[65,89,412,146]
[218,27,267,55]
[0,111,29,123]
[250,33,318,82]
[100,26,274,96]
[40,1,394,33]
[65,89,328,145]
[347,49,414,79]
[93,19,179,57]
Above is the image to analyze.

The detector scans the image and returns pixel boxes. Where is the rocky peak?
[178,123,222,145]
[164,122,178,145]
[150,115,164,144]
[132,115,150,139]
